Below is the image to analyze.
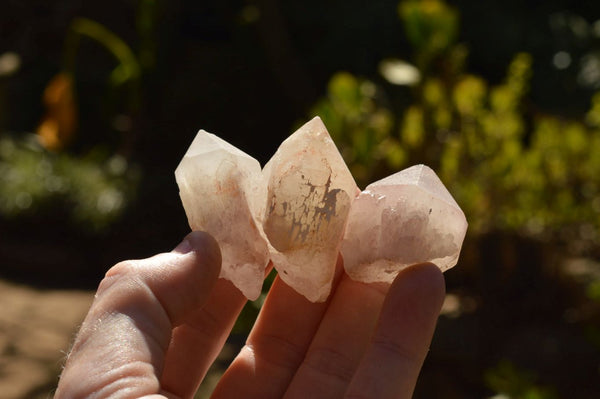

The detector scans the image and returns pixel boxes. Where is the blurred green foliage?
[0,1,161,230]
[313,0,600,247]
[0,134,138,230]
[312,73,396,183]
[485,360,558,399]
[64,17,141,109]
[399,0,459,69]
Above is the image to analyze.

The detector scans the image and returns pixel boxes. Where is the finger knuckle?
[97,260,138,295]
[106,260,137,278]
[304,346,356,383]
[372,334,419,365]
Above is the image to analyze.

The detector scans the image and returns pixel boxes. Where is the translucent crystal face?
[175,130,269,300]
[262,117,358,302]
[341,164,468,283]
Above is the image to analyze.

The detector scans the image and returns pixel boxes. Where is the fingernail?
[173,237,193,254]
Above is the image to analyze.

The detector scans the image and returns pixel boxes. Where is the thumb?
[55,231,221,398]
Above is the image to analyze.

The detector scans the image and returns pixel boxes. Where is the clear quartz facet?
[175,130,269,300]
[262,117,359,302]
[341,164,468,283]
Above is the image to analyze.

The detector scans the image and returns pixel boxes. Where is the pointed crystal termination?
[175,130,269,300]
[262,117,359,302]
[341,164,468,283]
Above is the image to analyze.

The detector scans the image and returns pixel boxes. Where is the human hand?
[55,231,445,399]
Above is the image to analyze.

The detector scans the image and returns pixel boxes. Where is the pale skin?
[55,231,445,399]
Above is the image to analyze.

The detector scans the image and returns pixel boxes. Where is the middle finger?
[283,274,389,399]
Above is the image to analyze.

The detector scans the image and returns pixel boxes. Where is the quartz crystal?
[175,121,467,302]
[262,117,359,302]
[175,130,269,300]
[341,164,467,283]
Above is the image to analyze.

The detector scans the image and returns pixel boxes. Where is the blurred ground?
[0,279,93,399]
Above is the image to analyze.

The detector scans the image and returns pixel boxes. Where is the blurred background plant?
[485,360,558,399]
[312,0,600,397]
[0,4,154,232]
[1,0,600,398]
[313,0,600,246]
[0,134,137,229]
